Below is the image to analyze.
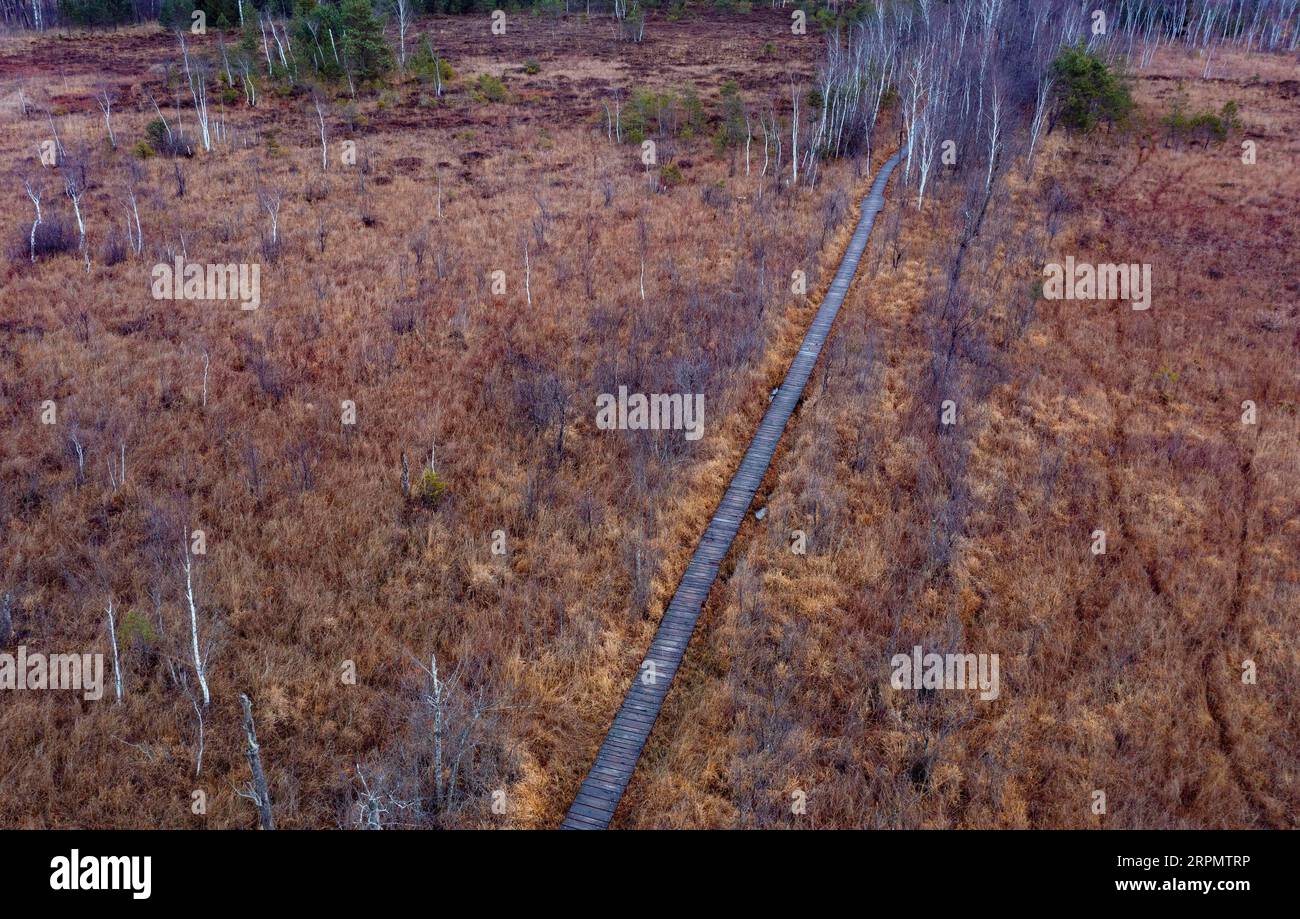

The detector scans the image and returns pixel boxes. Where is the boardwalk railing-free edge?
[562,148,908,830]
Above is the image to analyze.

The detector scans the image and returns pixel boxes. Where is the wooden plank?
[562,148,906,830]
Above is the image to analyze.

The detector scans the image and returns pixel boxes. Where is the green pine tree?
[1049,42,1134,134]
[339,0,394,85]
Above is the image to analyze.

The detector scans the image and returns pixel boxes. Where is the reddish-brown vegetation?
[0,11,1294,832]
[621,47,1299,828]
[0,11,875,828]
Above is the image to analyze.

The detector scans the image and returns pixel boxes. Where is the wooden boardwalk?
[562,149,907,830]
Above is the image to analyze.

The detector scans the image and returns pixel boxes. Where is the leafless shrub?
[1044,181,1074,239]
[701,182,731,210]
[14,214,76,262]
[0,591,13,647]
[304,179,330,203]
[820,187,849,244]
[390,299,418,335]
[287,439,317,493]
[100,228,127,266]
[241,439,263,500]
[241,334,286,401]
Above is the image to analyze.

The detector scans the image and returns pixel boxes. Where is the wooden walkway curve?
[562,148,907,830]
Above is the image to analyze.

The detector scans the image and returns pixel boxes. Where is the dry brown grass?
[621,45,1299,829]
[0,11,868,828]
[1,18,1294,830]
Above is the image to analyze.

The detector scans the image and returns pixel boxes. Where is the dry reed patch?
[622,45,1298,829]
[0,16,856,828]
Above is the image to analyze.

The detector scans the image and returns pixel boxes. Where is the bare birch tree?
[394,0,410,70]
[22,178,41,264]
[238,693,275,829]
[1025,73,1054,176]
[63,164,89,273]
[105,599,123,703]
[313,93,328,170]
[95,86,116,149]
[181,530,210,707]
[178,31,213,153]
[983,80,1003,194]
[123,184,143,257]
